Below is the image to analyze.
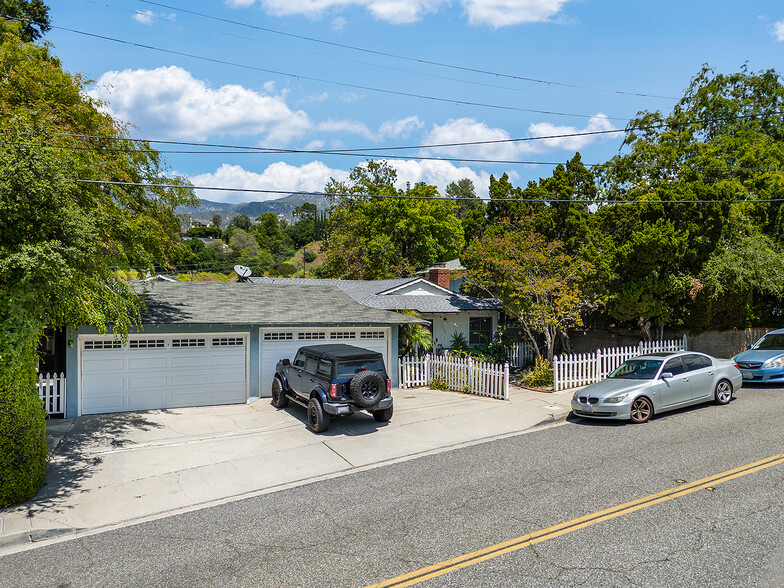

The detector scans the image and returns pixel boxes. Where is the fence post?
[503,362,509,400]
[424,354,431,387]
[682,334,688,350]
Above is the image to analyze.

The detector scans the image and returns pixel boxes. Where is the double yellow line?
[367,452,784,588]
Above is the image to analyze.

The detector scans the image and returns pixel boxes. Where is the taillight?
[386,379,391,393]
[330,383,337,398]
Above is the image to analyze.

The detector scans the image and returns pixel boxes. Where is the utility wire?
[137,0,677,101]
[46,23,632,121]
[75,179,783,204]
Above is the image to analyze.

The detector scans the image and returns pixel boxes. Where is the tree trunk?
[638,317,652,342]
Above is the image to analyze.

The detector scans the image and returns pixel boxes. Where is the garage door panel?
[127,356,169,370]
[81,335,248,415]
[126,374,168,390]
[83,357,125,371]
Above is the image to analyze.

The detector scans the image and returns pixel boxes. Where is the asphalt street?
[3,384,783,588]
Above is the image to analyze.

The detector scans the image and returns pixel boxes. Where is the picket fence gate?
[507,341,535,368]
[37,372,66,415]
[399,354,509,400]
[552,336,688,392]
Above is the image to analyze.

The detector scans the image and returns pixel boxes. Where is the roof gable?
[377,277,453,296]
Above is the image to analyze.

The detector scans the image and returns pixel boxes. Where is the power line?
[47,23,632,122]
[75,179,783,204]
[137,0,677,101]
[78,0,647,100]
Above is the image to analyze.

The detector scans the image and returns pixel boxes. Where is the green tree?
[463,225,592,361]
[0,21,194,506]
[446,178,485,245]
[320,162,463,279]
[594,64,784,336]
[0,0,50,42]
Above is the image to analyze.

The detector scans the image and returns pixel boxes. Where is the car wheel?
[714,379,733,405]
[307,397,331,433]
[271,377,289,408]
[372,405,393,422]
[629,397,653,424]
[349,370,385,408]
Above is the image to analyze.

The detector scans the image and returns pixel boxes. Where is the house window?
[469,317,493,346]
[264,332,293,341]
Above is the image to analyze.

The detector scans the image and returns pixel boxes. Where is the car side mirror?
[747,344,753,350]
[660,372,673,380]
[281,358,290,366]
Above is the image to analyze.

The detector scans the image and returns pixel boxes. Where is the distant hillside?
[179,193,331,225]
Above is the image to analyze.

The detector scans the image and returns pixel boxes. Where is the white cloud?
[87,66,311,143]
[389,159,493,197]
[189,162,350,203]
[421,115,616,161]
[318,118,377,139]
[132,9,175,24]
[133,10,155,24]
[423,118,521,161]
[462,0,571,27]
[525,114,616,152]
[774,20,784,42]
[187,159,496,203]
[379,116,424,138]
[331,16,347,30]
[229,0,571,26]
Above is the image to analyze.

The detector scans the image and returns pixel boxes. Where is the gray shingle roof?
[134,281,425,326]
[247,277,502,314]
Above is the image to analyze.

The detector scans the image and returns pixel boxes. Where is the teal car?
[733,329,784,383]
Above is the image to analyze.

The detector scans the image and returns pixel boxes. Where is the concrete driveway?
[0,386,572,555]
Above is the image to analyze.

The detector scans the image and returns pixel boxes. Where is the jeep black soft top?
[295,343,384,363]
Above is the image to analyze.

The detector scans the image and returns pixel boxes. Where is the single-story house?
[60,281,424,418]
[249,268,502,353]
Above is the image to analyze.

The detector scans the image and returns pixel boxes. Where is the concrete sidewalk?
[0,385,573,555]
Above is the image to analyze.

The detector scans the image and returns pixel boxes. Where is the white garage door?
[80,334,248,415]
[259,328,390,397]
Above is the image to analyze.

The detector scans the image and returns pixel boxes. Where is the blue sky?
[45,0,784,203]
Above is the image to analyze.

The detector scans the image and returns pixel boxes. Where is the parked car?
[271,344,393,433]
[732,329,784,384]
[571,351,742,424]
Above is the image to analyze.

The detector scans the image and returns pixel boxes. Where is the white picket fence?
[507,341,535,368]
[37,372,66,415]
[553,336,688,392]
[399,354,509,400]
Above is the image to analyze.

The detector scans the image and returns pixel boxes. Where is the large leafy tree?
[0,0,50,42]
[463,224,592,361]
[595,64,784,336]
[320,161,463,279]
[0,21,194,506]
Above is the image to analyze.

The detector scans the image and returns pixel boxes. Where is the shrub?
[303,250,317,263]
[0,384,48,507]
[523,357,554,388]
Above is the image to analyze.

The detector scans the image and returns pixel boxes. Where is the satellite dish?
[233,264,252,279]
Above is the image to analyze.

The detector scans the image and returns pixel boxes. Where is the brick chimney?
[428,267,450,290]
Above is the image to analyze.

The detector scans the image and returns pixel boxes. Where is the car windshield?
[751,334,784,350]
[608,359,663,380]
[337,359,385,377]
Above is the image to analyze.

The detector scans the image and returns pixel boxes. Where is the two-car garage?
[78,327,390,415]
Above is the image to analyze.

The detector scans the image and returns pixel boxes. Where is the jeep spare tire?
[349,370,385,408]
